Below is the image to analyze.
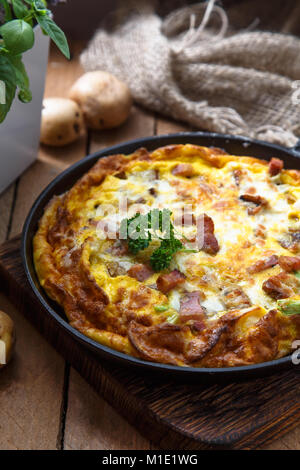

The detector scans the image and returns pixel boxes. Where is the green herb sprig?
[120,209,195,272]
[277,298,300,316]
[0,0,69,122]
[150,237,183,271]
[120,211,152,255]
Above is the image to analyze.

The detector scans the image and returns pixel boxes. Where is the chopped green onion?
[294,271,300,280]
[154,304,169,312]
[167,312,179,324]
[277,299,300,316]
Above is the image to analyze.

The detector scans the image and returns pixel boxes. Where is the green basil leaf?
[0,19,34,54]
[18,87,31,102]
[35,13,70,59]
[9,54,32,102]
[0,55,16,122]
[33,0,48,13]
[11,0,28,19]
[0,0,12,21]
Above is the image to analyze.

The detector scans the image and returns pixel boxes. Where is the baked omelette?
[33,144,300,367]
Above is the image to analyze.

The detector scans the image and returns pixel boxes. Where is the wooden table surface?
[0,41,299,450]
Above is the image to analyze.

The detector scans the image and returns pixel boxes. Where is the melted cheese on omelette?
[33,145,300,367]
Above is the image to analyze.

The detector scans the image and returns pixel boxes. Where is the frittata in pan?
[33,144,300,367]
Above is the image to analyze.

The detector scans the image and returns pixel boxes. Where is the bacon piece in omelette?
[128,264,154,282]
[156,270,185,294]
[172,163,195,177]
[262,272,299,299]
[248,255,278,274]
[201,213,219,255]
[240,194,268,215]
[268,157,283,176]
[179,291,206,323]
[278,256,300,272]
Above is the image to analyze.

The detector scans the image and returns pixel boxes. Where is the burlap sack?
[81,0,300,147]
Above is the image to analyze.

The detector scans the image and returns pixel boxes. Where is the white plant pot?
[0,26,50,194]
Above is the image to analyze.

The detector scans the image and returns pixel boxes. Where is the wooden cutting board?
[0,235,299,450]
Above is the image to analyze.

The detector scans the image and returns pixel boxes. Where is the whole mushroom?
[40,97,85,146]
[69,71,132,130]
[0,311,15,369]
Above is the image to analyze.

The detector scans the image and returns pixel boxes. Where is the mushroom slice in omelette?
[34,145,300,367]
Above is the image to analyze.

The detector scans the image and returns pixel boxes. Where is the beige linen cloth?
[81,0,300,147]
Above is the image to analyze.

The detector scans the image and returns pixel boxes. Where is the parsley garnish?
[120,212,152,254]
[120,209,191,271]
[150,237,183,271]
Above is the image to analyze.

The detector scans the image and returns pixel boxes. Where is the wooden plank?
[156,116,193,135]
[64,370,154,450]
[10,161,61,238]
[89,106,155,153]
[64,105,155,450]
[265,427,300,450]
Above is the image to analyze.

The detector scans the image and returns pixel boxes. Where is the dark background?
[51,0,300,40]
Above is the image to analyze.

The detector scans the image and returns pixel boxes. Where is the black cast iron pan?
[22,132,300,382]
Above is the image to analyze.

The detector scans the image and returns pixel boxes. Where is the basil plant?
[0,0,69,122]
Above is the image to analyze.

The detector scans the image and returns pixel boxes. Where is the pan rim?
[22,131,300,377]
